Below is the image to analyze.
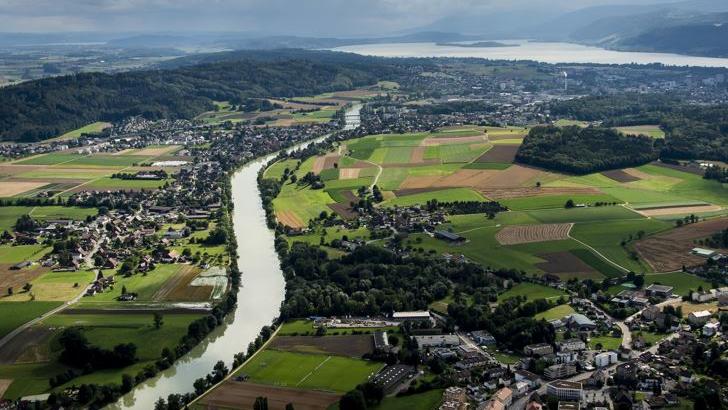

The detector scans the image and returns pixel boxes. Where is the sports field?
[234,349,383,392]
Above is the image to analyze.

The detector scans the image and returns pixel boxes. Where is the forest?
[0,50,403,142]
[550,95,728,162]
[515,125,659,174]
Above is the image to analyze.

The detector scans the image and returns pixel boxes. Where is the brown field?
[602,169,640,183]
[276,210,305,229]
[198,381,340,410]
[495,223,573,245]
[338,168,360,180]
[536,252,599,279]
[0,326,53,365]
[312,155,340,174]
[474,165,546,189]
[422,135,486,146]
[0,379,11,398]
[680,301,719,315]
[0,181,48,197]
[635,217,728,272]
[480,186,602,200]
[652,161,705,176]
[0,265,47,298]
[636,204,722,217]
[434,169,499,189]
[328,191,358,220]
[153,265,211,302]
[270,335,373,357]
[399,175,449,190]
[474,145,519,163]
[0,165,45,178]
[394,187,448,196]
[488,134,526,141]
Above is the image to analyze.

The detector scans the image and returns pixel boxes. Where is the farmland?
[267,126,728,279]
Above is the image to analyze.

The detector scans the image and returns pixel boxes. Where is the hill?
[0,50,402,142]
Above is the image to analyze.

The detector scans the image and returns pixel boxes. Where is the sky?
[0,0,692,35]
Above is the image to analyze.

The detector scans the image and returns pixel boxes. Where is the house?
[546,380,582,401]
[515,370,541,389]
[434,230,465,243]
[558,338,586,352]
[513,381,530,397]
[642,305,662,321]
[492,387,513,407]
[371,365,415,394]
[373,331,389,351]
[544,363,577,379]
[595,351,618,368]
[688,310,712,326]
[564,314,597,332]
[645,284,673,298]
[471,330,496,345]
[524,343,553,356]
[414,335,460,349]
[703,322,719,337]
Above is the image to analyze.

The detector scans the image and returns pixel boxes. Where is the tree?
[154,312,164,329]
[285,404,295,410]
[564,199,575,209]
[340,390,367,410]
[633,275,645,288]
[14,214,38,232]
[254,397,269,410]
[22,282,32,292]
[121,374,134,393]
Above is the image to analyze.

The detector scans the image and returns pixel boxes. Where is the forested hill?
[0,50,403,142]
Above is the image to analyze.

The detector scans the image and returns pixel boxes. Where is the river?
[109,105,360,409]
[333,40,728,68]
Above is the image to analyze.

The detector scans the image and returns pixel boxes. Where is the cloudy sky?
[0,0,690,35]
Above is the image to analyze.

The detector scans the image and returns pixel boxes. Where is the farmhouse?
[692,248,716,258]
[688,310,712,326]
[434,230,465,242]
[645,284,674,298]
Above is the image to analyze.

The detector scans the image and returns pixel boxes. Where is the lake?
[333,40,728,68]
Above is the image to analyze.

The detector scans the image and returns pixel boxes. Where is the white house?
[594,351,618,368]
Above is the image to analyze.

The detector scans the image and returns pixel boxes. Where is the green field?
[614,125,665,139]
[589,334,622,350]
[501,194,621,211]
[534,304,575,321]
[384,188,485,207]
[235,349,383,392]
[29,206,98,220]
[373,389,443,410]
[643,272,713,297]
[78,264,185,304]
[497,283,567,303]
[85,177,169,189]
[0,301,62,338]
[48,122,111,142]
[4,270,94,302]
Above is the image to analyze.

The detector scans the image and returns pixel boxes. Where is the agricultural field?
[497,283,567,303]
[534,304,575,321]
[0,301,62,339]
[0,312,202,399]
[614,125,665,139]
[46,122,111,142]
[265,127,728,280]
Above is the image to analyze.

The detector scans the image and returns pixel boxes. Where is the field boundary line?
[567,232,631,273]
[296,355,332,387]
[189,325,282,406]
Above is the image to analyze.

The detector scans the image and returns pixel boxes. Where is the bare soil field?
[399,175,448,190]
[276,210,305,229]
[473,165,547,189]
[270,335,373,357]
[154,265,211,302]
[0,181,48,197]
[198,381,340,410]
[635,217,728,272]
[0,326,53,365]
[0,165,45,177]
[536,252,599,277]
[328,203,357,220]
[480,186,602,200]
[0,265,47,298]
[474,145,519,163]
[496,223,573,245]
[131,146,180,156]
[0,379,11,398]
[410,146,426,163]
[636,204,722,217]
[338,168,360,180]
[312,155,341,174]
[602,169,640,183]
[434,169,499,189]
[422,135,486,146]
[652,161,705,176]
[394,187,448,197]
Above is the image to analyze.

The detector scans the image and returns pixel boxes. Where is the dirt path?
[566,232,631,274]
